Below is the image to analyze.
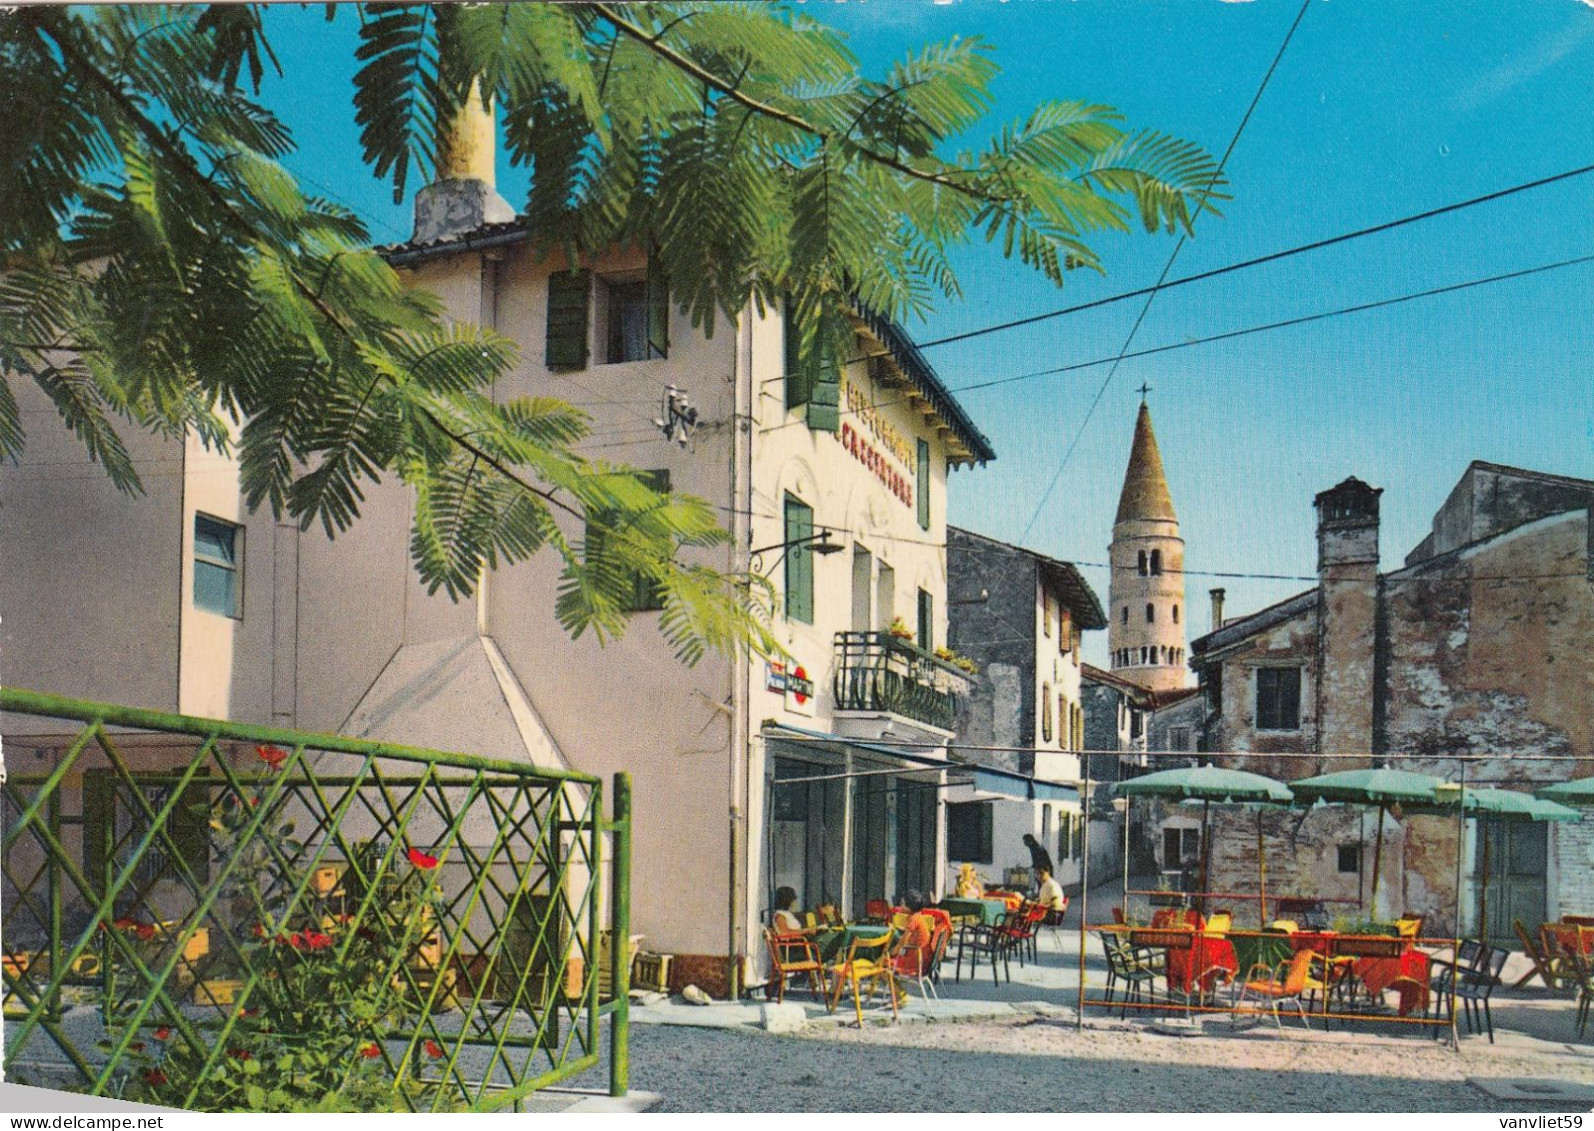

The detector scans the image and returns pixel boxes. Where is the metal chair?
[1456,946,1509,1043]
[828,929,899,1026]
[1099,931,1159,1019]
[894,921,950,1012]
[956,910,1023,986]
[1232,948,1316,1030]
[763,928,826,1005]
[1429,939,1487,1037]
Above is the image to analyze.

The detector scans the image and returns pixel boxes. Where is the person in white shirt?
[1035,868,1067,913]
[771,885,806,934]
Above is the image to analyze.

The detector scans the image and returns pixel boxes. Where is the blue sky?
[261,1,1594,668]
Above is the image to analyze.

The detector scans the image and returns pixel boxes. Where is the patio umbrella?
[1535,778,1594,805]
[1289,768,1446,915]
[1410,788,1580,935]
[1115,766,1293,917]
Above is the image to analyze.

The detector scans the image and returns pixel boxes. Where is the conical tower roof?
[1114,402,1177,524]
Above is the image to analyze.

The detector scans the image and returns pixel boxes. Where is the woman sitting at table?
[770,886,809,935]
[955,863,986,899]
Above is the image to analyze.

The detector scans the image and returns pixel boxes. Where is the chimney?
[411,81,515,245]
[1208,587,1225,629]
[1312,477,1382,761]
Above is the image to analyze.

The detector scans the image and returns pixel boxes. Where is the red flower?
[407,847,439,870]
[143,1069,167,1087]
[112,916,137,931]
[133,923,158,942]
[153,1027,171,1041]
[256,744,288,769]
[303,930,334,951]
[360,1043,381,1059]
[252,923,267,938]
[228,1048,251,1061]
[423,1039,443,1059]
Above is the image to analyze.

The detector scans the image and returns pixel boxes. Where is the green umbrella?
[1116,766,1293,917]
[1535,779,1594,805]
[1290,768,1447,914]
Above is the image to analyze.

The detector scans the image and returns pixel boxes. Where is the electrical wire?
[1019,0,1313,542]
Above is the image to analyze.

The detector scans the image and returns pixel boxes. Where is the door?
[851,546,873,631]
[1481,819,1547,945]
[894,780,937,898]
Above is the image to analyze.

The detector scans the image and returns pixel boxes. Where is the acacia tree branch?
[42,13,593,528]
[587,2,1009,204]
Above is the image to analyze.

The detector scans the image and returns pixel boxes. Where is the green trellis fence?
[0,687,632,1111]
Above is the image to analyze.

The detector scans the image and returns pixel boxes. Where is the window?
[193,514,241,618]
[1059,607,1072,654]
[1137,550,1148,576]
[1041,684,1054,743]
[1121,606,1128,625]
[916,439,931,530]
[585,471,670,612]
[1041,805,1051,841]
[1150,549,1162,575]
[1145,603,1155,623]
[783,494,814,624]
[1172,604,1180,624]
[1042,593,1053,638]
[876,563,895,628]
[947,802,993,863]
[1163,826,1200,867]
[1337,844,1361,874]
[783,299,811,411]
[916,588,933,652]
[1255,666,1303,731]
[1168,725,1190,752]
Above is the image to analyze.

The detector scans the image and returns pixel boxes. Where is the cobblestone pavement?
[568,1013,1594,1112]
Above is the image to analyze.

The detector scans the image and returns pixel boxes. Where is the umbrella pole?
[1479,820,1491,942]
[1370,804,1387,917]
[1198,799,1211,917]
[1256,808,1268,926]
[1121,797,1130,917]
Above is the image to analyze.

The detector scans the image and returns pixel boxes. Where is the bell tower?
[1107,397,1188,693]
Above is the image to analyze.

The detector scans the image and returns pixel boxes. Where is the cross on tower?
[1136,382,1153,404]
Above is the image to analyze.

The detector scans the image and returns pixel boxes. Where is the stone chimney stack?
[1313,477,1382,760]
[411,82,514,245]
[1209,587,1225,630]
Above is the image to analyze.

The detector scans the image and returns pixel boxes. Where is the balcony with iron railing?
[831,632,973,734]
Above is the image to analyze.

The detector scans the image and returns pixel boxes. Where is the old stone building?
[945,526,1107,891]
[1190,462,1593,936]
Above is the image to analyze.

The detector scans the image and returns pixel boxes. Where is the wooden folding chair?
[1512,920,1560,991]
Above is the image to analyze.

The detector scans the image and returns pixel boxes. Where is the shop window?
[947,802,993,863]
[1256,666,1303,731]
[194,514,242,618]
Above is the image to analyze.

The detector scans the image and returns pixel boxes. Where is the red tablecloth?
[1147,909,1238,995]
[1354,949,1430,1016]
[1551,924,1594,954]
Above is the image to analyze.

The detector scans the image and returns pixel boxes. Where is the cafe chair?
[863,899,893,925]
[763,927,827,1006]
[957,910,1022,986]
[1455,946,1508,1043]
[1232,948,1316,1031]
[1563,936,1594,1040]
[1099,931,1159,1019]
[1428,940,1487,1038]
[893,922,951,1012]
[1511,920,1558,991]
[829,929,899,1026]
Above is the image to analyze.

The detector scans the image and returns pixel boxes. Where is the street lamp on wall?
[748,528,843,574]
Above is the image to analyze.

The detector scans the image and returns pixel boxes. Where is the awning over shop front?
[763,724,1078,803]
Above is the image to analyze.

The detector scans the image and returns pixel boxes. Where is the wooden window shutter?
[783,494,814,624]
[645,251,669,359]
[783,300,812,411]
[916,438,931,530]
[545,269,590,370]
[806,333,840,432]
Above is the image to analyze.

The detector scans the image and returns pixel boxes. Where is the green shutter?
[807,334,840,432]
[784,494,813,624]
[917,588,933,651]
[645,251,669,360]
[916,438,931,530]
[783,300,812,411]
[545,269,590,370]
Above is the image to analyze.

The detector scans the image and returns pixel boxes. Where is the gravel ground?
[561,1014,1594,1113]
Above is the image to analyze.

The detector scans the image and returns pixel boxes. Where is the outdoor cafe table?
[938,897,1009,927]
[1280,930,1431,1016]
[814,923,892,963]
[1145,910,1239,1001]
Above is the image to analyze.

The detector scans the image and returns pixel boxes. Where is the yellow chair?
[828,930,898,1026]
[1205,913,1232,936]
[1233,948,1316,1030]
[1267,920,1299,934]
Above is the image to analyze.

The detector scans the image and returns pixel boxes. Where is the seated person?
[1035,867,1068,914]
[770,885,808,935]
[954,863,985,899]
[891,892,939,986]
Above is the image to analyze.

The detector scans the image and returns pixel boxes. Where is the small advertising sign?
[784,663,816,716]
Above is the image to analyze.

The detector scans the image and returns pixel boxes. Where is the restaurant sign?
[765,659,816,716]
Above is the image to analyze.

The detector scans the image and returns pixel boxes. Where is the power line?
[1019,0,1312,543]
[912,160,1594,353]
